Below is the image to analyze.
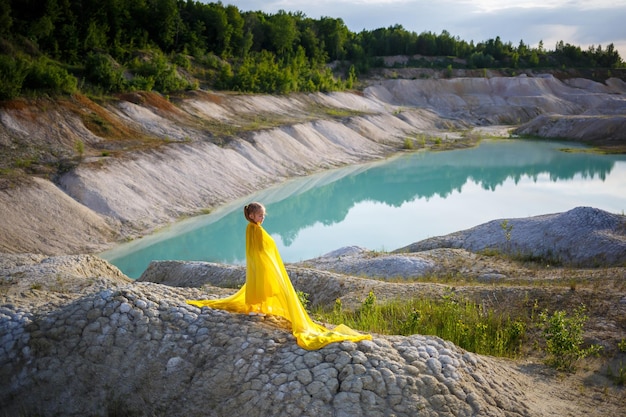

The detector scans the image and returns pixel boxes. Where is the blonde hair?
[244,202,265,223]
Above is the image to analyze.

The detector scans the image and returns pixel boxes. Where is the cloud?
[460,5,626,54]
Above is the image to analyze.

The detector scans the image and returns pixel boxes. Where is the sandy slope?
[1,74,625,257]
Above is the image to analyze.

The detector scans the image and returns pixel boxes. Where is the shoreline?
[1,75,624,258]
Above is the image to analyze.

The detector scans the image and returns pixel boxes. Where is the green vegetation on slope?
[315,289,605,373]
[0,0,623,100]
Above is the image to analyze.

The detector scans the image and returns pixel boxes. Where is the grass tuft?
[315,289,527,358]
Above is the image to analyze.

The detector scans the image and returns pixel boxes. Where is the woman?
[187,202,372,350]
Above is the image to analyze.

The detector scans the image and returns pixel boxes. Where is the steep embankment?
[1,74,625,256]
[0,91,446,254]
[364,75,626,143]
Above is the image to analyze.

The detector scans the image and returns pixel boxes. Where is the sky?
[221,0,626,61]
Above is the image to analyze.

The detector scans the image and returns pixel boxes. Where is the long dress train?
[186,222,372,350]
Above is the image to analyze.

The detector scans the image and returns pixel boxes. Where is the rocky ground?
[1,223,625,416]
[1,71,626,416]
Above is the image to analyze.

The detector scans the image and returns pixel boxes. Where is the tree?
[317,17,349,60]
[484,36,506,61]
[2,0,624,99]
[511,51,519,68]
[266,10,298,56]
[225,5,247,58]
[468,51,494,69]
[416,31,437,56]
[597,43,621,68]
[242,11,266,53]
[437,30,457,56]
[0,0,12,37]
[203,3,232,57]
[345,64,356,89]
[84,20,109,52]
[298,19,326,63]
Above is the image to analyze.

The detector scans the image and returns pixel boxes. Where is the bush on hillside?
[23,58,77,94]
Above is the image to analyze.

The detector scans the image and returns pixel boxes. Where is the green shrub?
[608,361,626,385]
[23,58,77,94]
[85,53,126,92]
[129,51,191,93]
[128,75,155,92]
[74,140,84,158]
[0,54,29,99]
[172,52,191,70]
[500,219,513,252]
[297,290,310,311]
[538,304,602,371]
[360,291,377,316]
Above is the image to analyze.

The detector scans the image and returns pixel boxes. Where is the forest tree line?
[0,0,623,100]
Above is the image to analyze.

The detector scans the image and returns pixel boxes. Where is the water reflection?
[269,144,616,240]
[102,139,626,278]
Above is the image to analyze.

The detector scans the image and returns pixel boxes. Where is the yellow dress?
[186,222,372,350]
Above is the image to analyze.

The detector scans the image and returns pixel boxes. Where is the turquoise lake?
[101,139,626,278]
